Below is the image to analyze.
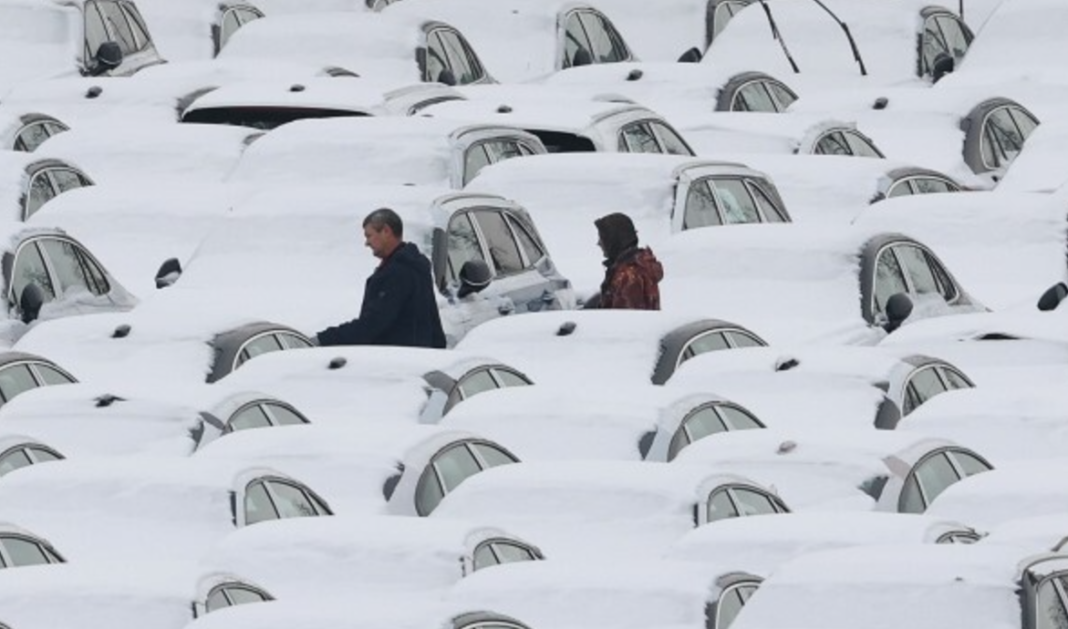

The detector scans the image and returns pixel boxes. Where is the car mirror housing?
[19,283,45,324]
[457,260,492,298]
[931,52,954,83]
[1037,282,1068,311]
[90,42,124,76]
[677,47,702,63]
[883,293,914,333]
[155,257,182,289]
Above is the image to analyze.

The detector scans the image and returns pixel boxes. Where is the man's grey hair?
[363,207,403,238]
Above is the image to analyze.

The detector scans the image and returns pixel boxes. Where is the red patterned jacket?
[599,246,663,310]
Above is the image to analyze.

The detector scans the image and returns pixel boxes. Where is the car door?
[8,235,118,320]
[83,0,162,76]
[870,240,962,324]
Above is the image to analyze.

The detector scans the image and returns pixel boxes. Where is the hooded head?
[595,212,639,263]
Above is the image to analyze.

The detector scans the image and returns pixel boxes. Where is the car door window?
[436,29,480,84]
[446,213,486,284]
[228,404,273,431]
[14,121,66,153]
[0,364,40,403]
[887,180,914,197]
[873,248,909,315]
[747,182,787,222]
[505,215,544,266]
[765,82,797,111]
[983,108,1026,168]
[219,9,242,50]
[713,179,761,224]
[434,443,483,492]
[844,131,882,157]
[0,449,32,476]
[490,367,532,388]
[619,122,661,154]
[939,367,972,390]
[491,541,537,563]
[38,239,96,297]
[682,406,727,444]
[903,366,946,415]
[683,331,730,361]
[815,132,852,155]
[733,82,777,112]
[3,537,54,566]
[921,15,950,76]
[718,405,762,430]
[935,15,971,63]
[730,487,783,516]
[717,582,758,629]
[266,480,324,518]
[912,177,956,194]
[684,181,722,229]
[11,241,56,304]
[49,169,92,193]
[1034,575,1068,629]
[649,121,693,156]
[563,12,592,68]
[84,2,111,62]
[1009,107,1039,138]
[948,449,992,477]
[463,145,492,185]
[892,244,941,297]
[26,171,56,219]
[473,543,498,570]
[913,452,959,510]
[472,210,525,275]
[237,334,284,367]
[471,441,517,468]
[275,332,312,349]
[458,368,499,399]
[97,0,139,54]
[707,489,739,521]
[425,32,450,83]
[30,363,74,386]
[263,402,308,426]
[725,330,764,348]
[578,11,627,63]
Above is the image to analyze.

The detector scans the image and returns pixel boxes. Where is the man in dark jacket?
[316,208,447,348]
[590,212,663,310]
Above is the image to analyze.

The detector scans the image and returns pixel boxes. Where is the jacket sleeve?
[317,266,415,346]
[606,267,649,309]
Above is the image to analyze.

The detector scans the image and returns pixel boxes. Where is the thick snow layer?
[730,544,1030,629]
[0,151,54,220]
[997,121,1068,192]
[675,113,870,156]
[984,513,1068,553]
[198,515,529,602]
[927,461,1068,529]
[36,123,258,186]
[951,0,1068,89]
[0,1,80,93]
[666,511,977,576]
[131,0,245,61]
[218,12,424,81]
[556,0,709,62]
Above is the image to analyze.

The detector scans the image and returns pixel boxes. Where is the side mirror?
[1037,282,1068,311]
[883,293,914,333]
[155,257,182,289]
[677,47,702,63]
[571,47,593,67]
[457,260,491,298]
[90,42,124,76]
[931,52,954,83]
[437,69,457,86]
[19,283,45,324]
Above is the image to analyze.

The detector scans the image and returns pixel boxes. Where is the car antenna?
[757,1,800,73]
[808,0,867,76]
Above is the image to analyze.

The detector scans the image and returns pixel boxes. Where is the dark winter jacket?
[316,242,446,348]
[592,212,663,310]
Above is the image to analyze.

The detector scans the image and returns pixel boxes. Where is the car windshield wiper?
[758,0,800,73]
[808,0,867,76]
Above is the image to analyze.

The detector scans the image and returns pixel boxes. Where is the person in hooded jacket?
[589,212,664,310]
[316,208,446,348]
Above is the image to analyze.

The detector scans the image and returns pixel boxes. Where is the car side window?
[649,121,693,156]
[14,120,69,153]
[463,145,492,186]
[668,405,727,461]
[815,132,852,156]
[228,404,272,431]
[684,180,722,230]
[458,368,499,400]
[712,179,761,224]
[905,452,959,513]
[236,334,284,368]
[1,536,61,567]
[505,215,545,266]
[275,332,312,349]
[472,539,540,572]
[425,31,450,83]
[718,405,762,430]
[50,168,93,193]
[732,82,777,112]
[935,15,971,64]
[873,247,909,315]
[707,488,738,521]
[731,487,786,516]
[263,401,309,426]
[243,477,330,525]
[844,130,882,157]
[10,241,56,306]
[119,2,151,49]
[619,122,661,154]
[892,244,941,297]
[725,330,764,348]
[710,0,749,42]
[913,177,957,194]
[490,366,532,388]
[983,107,1028,169]
[577,11,628,63]
[765,81,797,111]
[445,212,486,284]
[747,181,787,222]
[38,238,106,297]
[903,366,946,415]
[84,1,110,61]
[219,6,262,52]
[416,440,517,516]
[26,171,55,219]
[939,366,972,390]
[436,28,482,85]
[33,363,75,385]
[717,582,759,629]
[563,11,593,68]
[1034,575,1068,629]
[472,210,525,275]
[0,448,32,477]
[0,364,39,404]
[921,15,950,76]
[203,583,272,615]
[681,331,731,362]
[947,449,992,477]
[96,1,139,54]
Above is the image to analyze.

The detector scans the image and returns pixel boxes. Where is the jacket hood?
[596,212,639,263]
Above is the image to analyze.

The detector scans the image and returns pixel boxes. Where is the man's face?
[364,224,395,259]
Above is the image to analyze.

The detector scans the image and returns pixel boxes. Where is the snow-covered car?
[0,350,76,409]
[447,559,763,629]
[665,511,981,577]
[194,422,520,517]
[656,224,985,345]
[0,153,93,221]
[139,184,573,347]
[218,10,493,85]
[441,386,765,462]
[704,0,973,87]
[180,77,465,128]
[197,516,542,605]
[673,429,993,514]
[0,523,65,568]
[386,0,636,82]
[676,114,882,156]
[456,310,768,387]
[0,434,63,477]
[217,345,533,425]
[184,603,536,629]
[0,112,69,153]
[432,460,787,560]
[422,86,695,154]
[926,460,1068,531]
[0,0,165,91]
[730,544,1068,629]
[467,153,788,294]
[132,0,265,60]
[227,117,545,188]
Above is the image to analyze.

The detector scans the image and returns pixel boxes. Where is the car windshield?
[182,107,370,130]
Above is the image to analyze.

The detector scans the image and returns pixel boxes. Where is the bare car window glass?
[914,453,959,508]
[33,364,74,385]
[0,449,32,476]
[459,369,499,399]
[620,122,661,154]
[649,121,693,156]
[873,248,909,315]
[446,213,485,283]
[685,181,722,229]
[472,211,524,275]
[3,537,52,566]
[0,364,39,403]
[11,242,56,304]
[228,405,273,431]
[714,179,761,224]
[707,489,738,521]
